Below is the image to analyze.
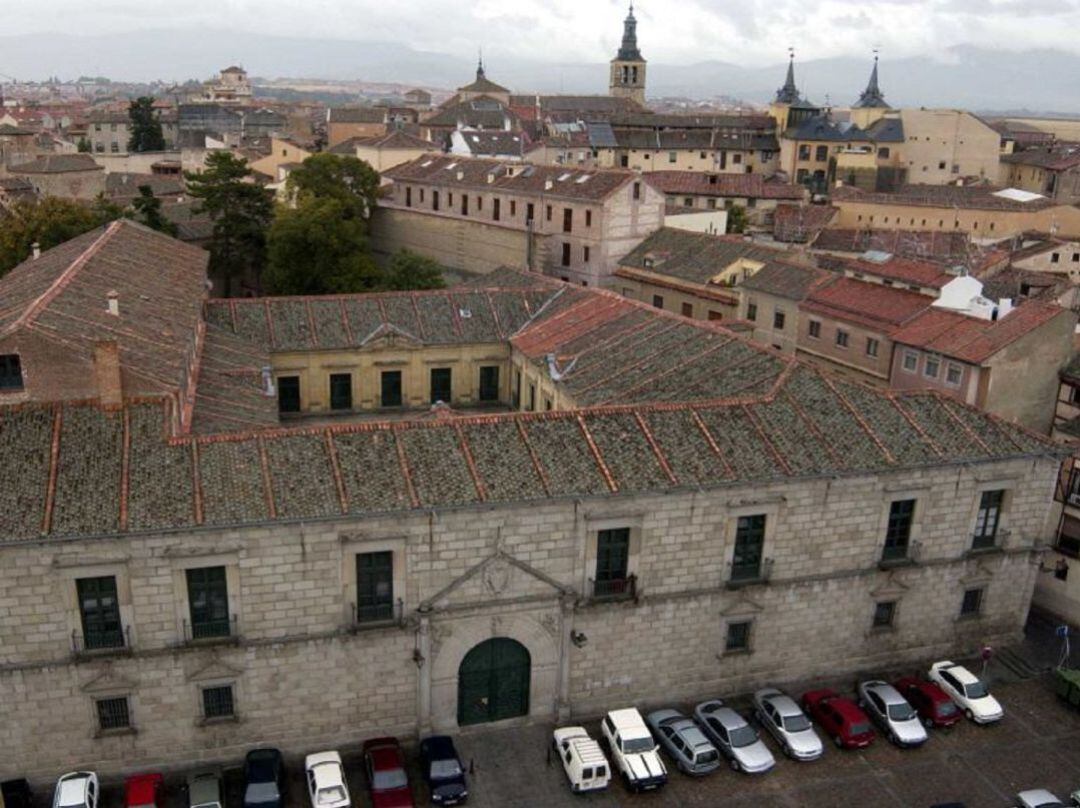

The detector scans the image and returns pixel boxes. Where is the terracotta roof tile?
[800,276,932,332]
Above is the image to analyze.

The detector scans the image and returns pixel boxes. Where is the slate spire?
[617,3,643,61]
[854,52,890,109]
[775,49,801,105]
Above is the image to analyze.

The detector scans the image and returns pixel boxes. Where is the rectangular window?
[561,243,571,267]
[430,367,452,404]
[882,499,915,562]
[835,330,849,348]
[866,338,879,358]
[652,295,664,309]
[798,145,811,160]
[668,151,677,164]
[510,200,516,217]
[381,370,403,407]
[476,195,482,211]
[746,303,757,322]
[725,621,751,652]
[708,310,723,321]
[594,528,630,598]
[585,210,592,227]
[96,697,131,732]
[946,363,963,386]
[815,145,828,162]
[329,373,352,411]
[432,190,439,211]
[527,383,536,412]
[526,202,534,222]
[492,198,500,221]
[973,490,1004,550]
[546,205,552,221]
[960,587,983,618]
[872,601,896,629]
[902,351,918,373]
[681,302,693,318]
[77,576,124,651]
[633,182,641,200]
[277,376,300,414]
[924,356,940,379]
[583,246,590,263]
[731,515,766,581]
[356,551,394,622]
[773,310,785,330]
[512,370,521,409]
[478,366,500,402]
[202,685,235,720]
[563,208,573,233]
[461,194,469,215]
[186,566,230,640]
[808,320,821,339]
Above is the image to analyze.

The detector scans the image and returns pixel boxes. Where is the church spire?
[617,3,643,61]
[476,49,485,81]
[775,48,801,104]
[854,51,889,109]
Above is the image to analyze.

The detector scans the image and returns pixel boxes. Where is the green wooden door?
[457,638,530,726]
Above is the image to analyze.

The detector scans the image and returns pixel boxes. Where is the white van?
[552,726,611,793]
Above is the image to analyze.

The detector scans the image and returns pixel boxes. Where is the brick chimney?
[93,341,122,405]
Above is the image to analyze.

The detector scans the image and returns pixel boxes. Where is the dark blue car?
[419,736,468,806]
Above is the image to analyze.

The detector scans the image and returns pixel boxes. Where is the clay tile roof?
[10,153,103,174]
[800,276,932,332]
[327,106,387,124]
[740,261,833,300]
[890,300,1070,363]
[833,255,956,289]
[773,204,837,243]
[831,183,1058,211]
[811,228,973,261]
[1001,148,1080,171]
[644,171,806,201]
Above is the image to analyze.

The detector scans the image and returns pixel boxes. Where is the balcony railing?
[728,558,773,587]
[971,528,1009,553]
[589,574,637,603]
[71,626,130,655]
[879,542,915,567]
[351,598,405,628]
[183,615,238,643]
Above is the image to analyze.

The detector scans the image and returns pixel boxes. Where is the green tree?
[184,151,273,296]
[130,185,178,237]
[285,153,380,220]
[77,136,91,153]
[264,197,380,295]
[127,96,166,153]
[0,197,121,275]
[726,204,748,234]
[384,249,446,291]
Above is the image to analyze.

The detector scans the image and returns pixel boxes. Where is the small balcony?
[727,558,774,589]
[350,599,405,630]
[589,574,637,603]
[71,626,131,656]
[970,529,1009,554]
[879,541,920,569]
[182,615,238,644]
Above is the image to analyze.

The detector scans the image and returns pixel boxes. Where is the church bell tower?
[609,3,647,106]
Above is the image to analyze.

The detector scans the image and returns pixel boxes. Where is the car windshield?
[849,722,872,736]
[372,770,407,791]
[316,787,345,805]
[965,681,989,699]
[728,725,758,747]
[937,701,959,716]
[887,703,915,721]
[622,736,656,754]
[782,714,811,733]
[430,760,462,780]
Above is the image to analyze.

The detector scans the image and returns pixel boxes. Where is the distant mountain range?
[3,29,1080,115]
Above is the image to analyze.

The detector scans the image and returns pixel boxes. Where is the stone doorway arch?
[456,637,531,726]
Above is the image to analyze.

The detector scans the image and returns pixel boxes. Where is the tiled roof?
[644,171,805,200]
[740,262,833,301]
[0,220,209,401]
[891,301,1071,363]
[161,201,213,242]
[617,227,811,287]
[1,360,1056,541]
[831,184,1058,211]
[801,276,932,332]
[383,155,638,202]
[423,98,519,129]
[327,107,387,124]
[1001,148,1080,171]
[981,267,1070,302]
[787,116,868,143]
[0,176,35,192]
[105,172,184,199]
[773,204,837,243]
[189,324,278,435]
[508,95,642,114]
[811,228,972,261]
[829,254,956,290]
[348,130,436,150]
[454,266,558,289]
[10,154,103,174]
[601,113,776,130]
[457,130,526,156]
[0,123,37,136]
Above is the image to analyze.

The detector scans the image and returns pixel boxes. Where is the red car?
[801,688,875,749]
[894,677,962,728]
[124,774,164,808]
[362,737,415,808]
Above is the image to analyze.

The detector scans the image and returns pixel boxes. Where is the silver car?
[858,680,928,748]
[694,699,775,774]
[645,709,721,776]
[752,688,824,761]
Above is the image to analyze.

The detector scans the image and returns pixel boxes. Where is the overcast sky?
[3,0,1079,68]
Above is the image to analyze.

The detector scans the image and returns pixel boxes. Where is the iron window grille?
[186,567,232,640]
[96,696,131,731]
[725,621,752,652]
[960,588,984,618]
[872,601,896,629]
[730,515,766,582]
[356,551,395,623]
[202,685,235,720]
[882,499,915,563]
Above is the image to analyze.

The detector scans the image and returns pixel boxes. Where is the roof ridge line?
[820,374,896,464]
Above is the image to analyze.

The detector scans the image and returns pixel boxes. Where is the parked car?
[2,779,33,808]
[362,737,414,808]
[419,736,468,806]
[244,749,286,808]
[693,700,775,774]
[752,688,824,761]
[124,774,164,808]
[928,661,1004,724]
[645,709,721,776]
[53,774,98,808]
[801,688,875,749]
[1016,790,1067,808]
[304,752,351,808]
[894,677,962,729]
[600,708,668,791]
[551,726,611,793]
[187,770,223,808]
[1070,788,1080,807]
[857,680,927,748]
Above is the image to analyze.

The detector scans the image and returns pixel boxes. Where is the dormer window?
[0,354,23,391]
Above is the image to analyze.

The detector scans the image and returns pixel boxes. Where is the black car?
[243,748,286,808]
[1,779,32,808]
[419,736,468,806]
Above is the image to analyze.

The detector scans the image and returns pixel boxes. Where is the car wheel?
[923,717,934,729]
[833,735,844,749]
[783,743,793,759]
[965,709,974,721]
[729,757,740,772]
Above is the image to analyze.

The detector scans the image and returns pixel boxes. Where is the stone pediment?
[81,666,138,695]
[421,550,571,612]
[720,592,764,617]
[359,322,423,350]
[960,558,998,587]
[186,657,245,683]
[870,570,912,599]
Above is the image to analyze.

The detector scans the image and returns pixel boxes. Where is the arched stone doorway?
[456,637,531,726]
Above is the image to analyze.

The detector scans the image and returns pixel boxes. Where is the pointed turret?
[775,51,801,105]
[854,54,889,109]
[610,3,647,106]
[617,3,644,61]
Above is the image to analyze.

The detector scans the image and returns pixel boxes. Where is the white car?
[928,660,1004,724]
[552,726,611,793]
[752,688,824,761]
[304,751,351,808]
[1016,789,1067,808]
[857,680,927,748]
[600,708,667,791]
[53,773,98,808]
